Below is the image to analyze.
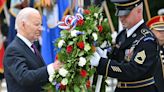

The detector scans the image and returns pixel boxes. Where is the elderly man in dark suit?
[3,7,62,92]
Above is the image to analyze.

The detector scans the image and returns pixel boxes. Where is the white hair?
[15,7,40,31]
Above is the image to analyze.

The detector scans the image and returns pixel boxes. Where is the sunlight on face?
[119,8,138,29]
[24,13,42,42]
[118,4,142,30]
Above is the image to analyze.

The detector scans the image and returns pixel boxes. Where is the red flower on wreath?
[77,19,84,26]
[86,80,91,88]
[77,41,84,49]
[60,84,66,90]
[80,69,87,78]
[84,9,90,15]
[97,25,103,33]
[55,54,58,60]
[66,45,73,53]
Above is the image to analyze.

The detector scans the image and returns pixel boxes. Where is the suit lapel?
[15,37,45,66]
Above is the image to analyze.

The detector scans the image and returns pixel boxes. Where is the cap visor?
[154,27,164,31]
[116,10,131,16]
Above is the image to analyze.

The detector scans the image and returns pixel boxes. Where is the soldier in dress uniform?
[147,15,164,92]
[90,0,159,92]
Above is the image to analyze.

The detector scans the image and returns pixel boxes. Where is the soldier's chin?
[123,25,128,29]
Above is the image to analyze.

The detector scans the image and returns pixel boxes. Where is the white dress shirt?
[17,33,34,53]
[127,19,144,38]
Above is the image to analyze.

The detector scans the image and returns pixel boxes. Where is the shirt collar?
[17,33,33,48]
[127,19,144,38]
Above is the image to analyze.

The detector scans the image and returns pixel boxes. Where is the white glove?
[100,41,107,48]
[111,31,117,44]
[96,47,108,58]
[100,41,111,48]
[90,52,101,66]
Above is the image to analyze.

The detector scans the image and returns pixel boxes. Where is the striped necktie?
[31,44,42,59]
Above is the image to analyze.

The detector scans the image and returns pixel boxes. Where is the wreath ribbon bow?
[58,8,84,30]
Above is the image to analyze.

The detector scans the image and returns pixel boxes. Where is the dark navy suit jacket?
[3,36,49,92]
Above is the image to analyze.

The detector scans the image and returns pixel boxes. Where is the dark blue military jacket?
[97,23,159,92]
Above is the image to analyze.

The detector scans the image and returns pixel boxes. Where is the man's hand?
[53,60,63,71]
[90,52,101,66]
[111,31,117,44]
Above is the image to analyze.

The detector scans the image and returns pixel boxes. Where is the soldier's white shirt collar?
[17,33,34,52]
[127,19,144,38]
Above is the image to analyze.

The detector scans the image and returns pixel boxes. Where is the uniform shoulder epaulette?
[140,28,155,42]
[131,28,155,48]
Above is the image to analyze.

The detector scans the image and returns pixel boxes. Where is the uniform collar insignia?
[141,29,150,36]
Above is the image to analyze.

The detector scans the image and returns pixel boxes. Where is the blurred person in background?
[147,15,164,92]
[0,17,5,90]
[8,0,29,44]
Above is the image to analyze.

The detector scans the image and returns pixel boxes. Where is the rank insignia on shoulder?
[134,50,146,64]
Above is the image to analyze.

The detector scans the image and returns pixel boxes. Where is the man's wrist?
[47,63,55,82]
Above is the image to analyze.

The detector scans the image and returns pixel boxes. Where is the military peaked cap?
[147,16,164,31]
[110,0,142,16]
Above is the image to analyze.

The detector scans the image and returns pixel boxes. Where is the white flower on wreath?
[86,17,90,20]
[58,40,65,48]
[94,13,98,19]
[78,57,87,67]
[94,21,98,27]
[61,78,68,85]
[92,32,98,41]
[71,30,78,37]
[59,67,68,77]
[84,43,91,51]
